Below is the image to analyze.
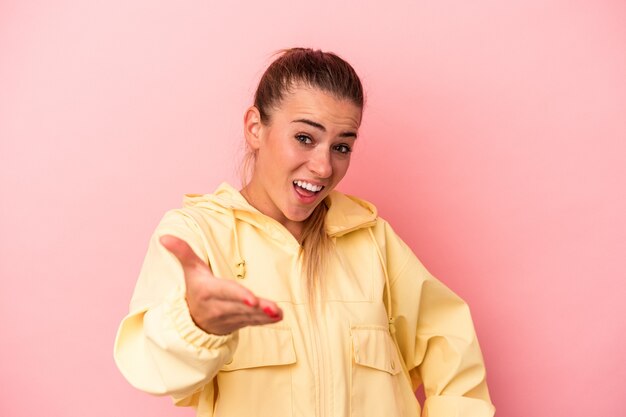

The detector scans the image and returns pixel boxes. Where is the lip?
[292,182,322,204]
[293,179,326,187]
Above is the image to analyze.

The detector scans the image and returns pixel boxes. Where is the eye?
[295,134,313,145]
[333,144,352,154]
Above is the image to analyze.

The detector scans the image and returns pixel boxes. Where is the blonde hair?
[244,48,364,304]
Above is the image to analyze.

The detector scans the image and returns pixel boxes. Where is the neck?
[240,186,304,242]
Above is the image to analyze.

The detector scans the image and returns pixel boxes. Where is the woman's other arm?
[381,221,496,417]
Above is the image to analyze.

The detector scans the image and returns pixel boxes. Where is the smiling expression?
[242,86,362,238]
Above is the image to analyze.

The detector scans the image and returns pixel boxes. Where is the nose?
[308,148,332,178]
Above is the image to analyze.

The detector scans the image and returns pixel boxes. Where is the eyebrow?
[291,118,357,138]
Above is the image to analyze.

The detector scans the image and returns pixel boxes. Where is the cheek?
[332,158,351,181]
[280,147,311,172]
[257,142,305,182]
[258,140,287,166]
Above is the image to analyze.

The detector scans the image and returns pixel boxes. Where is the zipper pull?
[388,316,396,335]
[236,259,246,279]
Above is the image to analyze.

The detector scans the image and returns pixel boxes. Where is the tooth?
[294,181,323,192]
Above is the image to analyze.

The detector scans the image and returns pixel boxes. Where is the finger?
[256,298,283,319]
[216,309,284,328]
[227,312,283,327]
[207,297,282,322]
[160,235,206,270]
[242,294,260,308]
[198,300,281,334]
[207,277,259,306]
[206,297,265,317]
[208,313,282,335]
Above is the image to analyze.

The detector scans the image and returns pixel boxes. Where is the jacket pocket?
[216,325,296,417]
[350,325,406,417]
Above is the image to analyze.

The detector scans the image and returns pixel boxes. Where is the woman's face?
[243,86,361,233]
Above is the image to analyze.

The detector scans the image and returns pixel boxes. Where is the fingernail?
[243,298,254,307]
[263,307,275,316]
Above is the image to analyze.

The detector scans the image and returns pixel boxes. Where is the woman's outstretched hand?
[159,235,283,335]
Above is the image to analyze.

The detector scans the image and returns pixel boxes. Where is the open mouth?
[293,180,325,198]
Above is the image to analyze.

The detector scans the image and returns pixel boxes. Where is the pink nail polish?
[263,307,274,316]
[243,298,254,307]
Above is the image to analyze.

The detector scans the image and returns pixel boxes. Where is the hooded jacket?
[114,183,495,417]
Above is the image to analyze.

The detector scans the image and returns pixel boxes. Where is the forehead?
[271,87,362,129]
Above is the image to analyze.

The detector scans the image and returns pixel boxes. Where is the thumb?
[159,235,206,271]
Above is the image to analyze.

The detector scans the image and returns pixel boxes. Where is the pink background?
[1,1,625,416]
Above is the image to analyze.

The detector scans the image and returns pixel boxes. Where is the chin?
[287,211,314,223]
[285,206,318,223]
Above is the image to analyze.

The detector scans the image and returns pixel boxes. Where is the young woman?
[114,48,495,417]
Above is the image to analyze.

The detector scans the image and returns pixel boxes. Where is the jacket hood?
[183,182,378,237]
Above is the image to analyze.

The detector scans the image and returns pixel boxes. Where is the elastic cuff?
[167,291,235,349]
[423,395,495,417]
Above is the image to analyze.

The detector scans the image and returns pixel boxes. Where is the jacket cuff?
[167,291,235,350]
[422,395,495,417]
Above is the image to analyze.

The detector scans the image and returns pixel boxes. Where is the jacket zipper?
[307,309,324,417]
[305,296,333,417]
[319,305,332,417]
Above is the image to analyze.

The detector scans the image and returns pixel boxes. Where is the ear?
[243,106,263,150]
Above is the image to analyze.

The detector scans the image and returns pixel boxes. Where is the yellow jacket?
[114,183,495,417]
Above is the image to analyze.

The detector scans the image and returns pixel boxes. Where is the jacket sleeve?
[113,209,238,404]
[381,221,495,417]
